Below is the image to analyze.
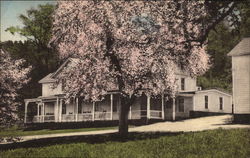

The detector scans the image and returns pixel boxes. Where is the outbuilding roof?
[228,37,250,56]
[195,88,232,97]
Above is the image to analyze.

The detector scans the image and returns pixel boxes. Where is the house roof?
[51,58,80,78]
[38,73,56,83]
[228,37,250,56]
[38,58,80,84]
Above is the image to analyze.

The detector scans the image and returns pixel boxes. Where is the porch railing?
[32,115,55,123]
[44,115,55,122]
[78,113,92,121]
[33,116,42,123]
[94,112,111,120]
[131,110,147,119]
[29,110,163,123]
[62,114,75,122]
[150,110,162,119]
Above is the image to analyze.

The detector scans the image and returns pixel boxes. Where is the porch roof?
[176,91,195,97]
[24,98,42,103]
[38,94,64,100]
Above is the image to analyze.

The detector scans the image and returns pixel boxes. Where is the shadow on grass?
[213,117,250,126]
[0,131,184,151]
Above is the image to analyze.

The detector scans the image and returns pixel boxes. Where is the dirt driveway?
[130,115,250,132]
[1,115,250,144]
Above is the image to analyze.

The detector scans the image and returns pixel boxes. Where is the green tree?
[198,1,250,92]
[1,4,58,120]
[5,4,58,75]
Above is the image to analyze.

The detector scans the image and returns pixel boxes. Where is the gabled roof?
[51,58,80,78]
[228,37,250,56]
[38,58,80,84]
[38,73,56,83]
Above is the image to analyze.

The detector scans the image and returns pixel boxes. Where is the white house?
[228,37,250,123]
[24,58,232,123]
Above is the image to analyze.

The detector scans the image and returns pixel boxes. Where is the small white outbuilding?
[228,37,250,123]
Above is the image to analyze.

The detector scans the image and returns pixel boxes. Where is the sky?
[1,0,56,42]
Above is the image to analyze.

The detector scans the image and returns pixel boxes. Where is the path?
[130,115,250,132]
[1,115,250,144]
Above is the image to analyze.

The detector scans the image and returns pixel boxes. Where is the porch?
[24,93,184,123]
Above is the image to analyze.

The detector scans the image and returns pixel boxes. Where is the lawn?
[1,128,249,158]
[0,126,117,138]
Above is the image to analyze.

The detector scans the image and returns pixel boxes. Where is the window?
[181,78,185,90]
[178,98,184,112]
[205,95,208,109]
[219,97,223,110]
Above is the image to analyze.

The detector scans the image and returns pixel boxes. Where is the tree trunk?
[118,96,134,137]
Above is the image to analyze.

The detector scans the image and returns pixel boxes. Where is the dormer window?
[181,78,185,90]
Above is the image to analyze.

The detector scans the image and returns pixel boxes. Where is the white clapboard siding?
[232,55,250,113]
[194,90,232,113]
[175,74,197,92]
[176,97,193,118]
[42,83,63,97]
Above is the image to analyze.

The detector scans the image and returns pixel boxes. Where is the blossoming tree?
[50,1,238,136]
[0,49,31,126]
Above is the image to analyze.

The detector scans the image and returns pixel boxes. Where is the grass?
[0,126,117,138]
[0,128,249,158]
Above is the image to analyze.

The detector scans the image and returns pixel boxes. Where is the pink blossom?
[50,1,210,101]
[0,49,31,124]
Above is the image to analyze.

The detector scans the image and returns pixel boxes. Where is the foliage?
[4,3,58,85]
[234,0,250,37]
[198,1,250,91]
[5,4,54,46]
[50,1,212,100]
[50,1,241,135]
[197,23,237,92]
[1,129,249,157]
[1,4,58,121]
[0,49,31,126]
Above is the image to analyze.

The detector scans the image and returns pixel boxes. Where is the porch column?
[56,97,59,122]
[161,94,165,120]
[24,101,28,123]
[42,102,45,122]
[92,102,95,121]
[172,97,176,121]
[59,99,62,122]
[76,98,78,122]
[37,103,39,116]
[147,95,151,119]
[110,94,113,120]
